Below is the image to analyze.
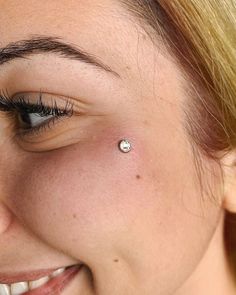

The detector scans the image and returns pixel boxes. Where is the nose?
[0,133,15,234]
[0,202,13,234]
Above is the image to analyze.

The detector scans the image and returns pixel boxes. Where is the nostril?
[0,203,13,234]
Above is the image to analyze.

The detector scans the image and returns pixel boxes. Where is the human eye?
[0,89,75,140]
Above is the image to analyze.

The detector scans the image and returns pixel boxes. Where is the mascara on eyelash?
[0,88,75,138]
[0,89,75,117]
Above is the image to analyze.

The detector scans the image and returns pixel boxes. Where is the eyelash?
[0,89,75,138]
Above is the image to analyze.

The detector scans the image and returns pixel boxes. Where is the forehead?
[0,1,158,80]
[0,1,116,41]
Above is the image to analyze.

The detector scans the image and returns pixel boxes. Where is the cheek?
[6,117,221,289]
[8,124,155,257]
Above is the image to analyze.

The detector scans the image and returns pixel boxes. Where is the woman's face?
[0,1,224,294]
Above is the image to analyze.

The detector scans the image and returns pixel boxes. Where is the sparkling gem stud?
[118,139,132,153]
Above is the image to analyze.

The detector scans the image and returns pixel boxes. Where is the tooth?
[28,276,49,290]
[0,284,10,295]
[51,267,65,277]
[10,282,29,295]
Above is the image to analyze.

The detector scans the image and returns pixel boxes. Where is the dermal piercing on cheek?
[118,139,132,153]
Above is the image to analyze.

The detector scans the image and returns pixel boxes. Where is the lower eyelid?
[16,115,65,139]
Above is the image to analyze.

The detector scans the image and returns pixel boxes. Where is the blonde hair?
[122,0,236,276]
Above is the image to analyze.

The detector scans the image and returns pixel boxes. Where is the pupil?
[18,112,32,129]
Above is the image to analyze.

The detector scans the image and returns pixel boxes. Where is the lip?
[0,267,66,284]
[23,265,82,295]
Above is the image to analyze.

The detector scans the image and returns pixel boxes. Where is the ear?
[221,150,236,213]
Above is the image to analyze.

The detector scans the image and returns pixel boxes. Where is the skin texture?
[0,1,236,294]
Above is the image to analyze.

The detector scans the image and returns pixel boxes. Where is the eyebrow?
[0,35,120,78]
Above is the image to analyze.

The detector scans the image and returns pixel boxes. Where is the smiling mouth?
[0,264,82,295]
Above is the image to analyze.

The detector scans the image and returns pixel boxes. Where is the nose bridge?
[0,147,9,197]
[0,139,14,234]
[0,160,13,234]
[0,155,12,234]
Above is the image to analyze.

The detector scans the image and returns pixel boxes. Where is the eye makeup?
[0,89,75,139]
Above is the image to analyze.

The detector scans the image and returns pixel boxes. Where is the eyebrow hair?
[0,35,120,78]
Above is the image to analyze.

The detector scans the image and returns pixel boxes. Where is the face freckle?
[143,120,149,126]
[73,213,77,219]
[113,259,119,263]
[136,174,141,180]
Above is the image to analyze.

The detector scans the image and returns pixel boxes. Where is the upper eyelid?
[0,88,93,111]
[0,91,75,114]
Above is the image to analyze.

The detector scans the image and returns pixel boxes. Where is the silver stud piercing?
[118,139,132,153]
